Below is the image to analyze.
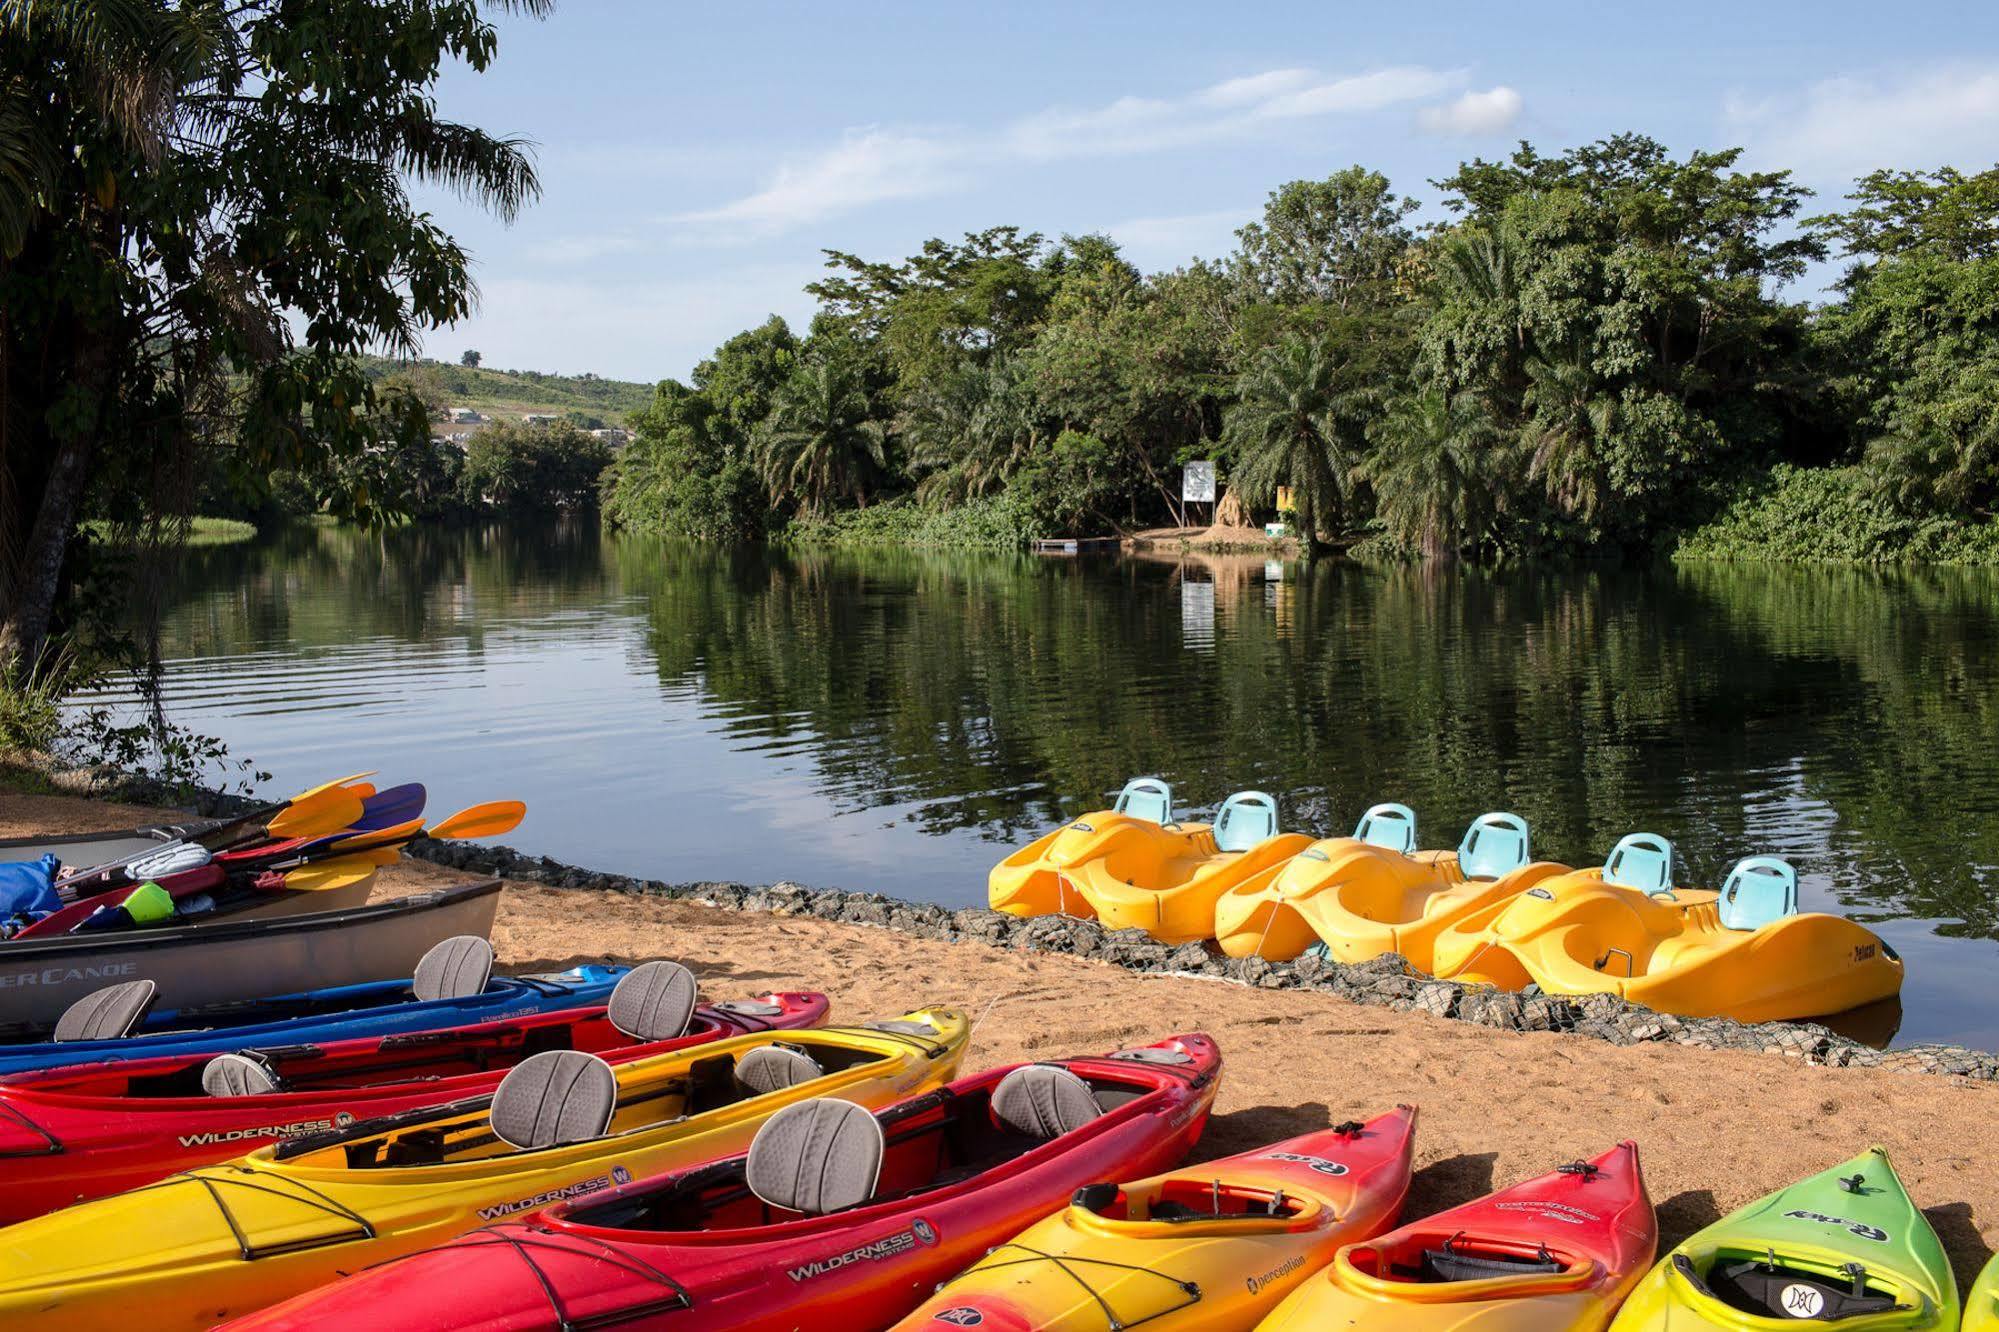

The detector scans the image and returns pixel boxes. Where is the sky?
[417,1,1999,383]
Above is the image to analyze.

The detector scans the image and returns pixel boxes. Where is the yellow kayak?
[891,1105,1418,1330]
[990,781,1312,944]
[1216,811,1563,967]
[1430,837,1903,1023]
[0,1008,967,1330]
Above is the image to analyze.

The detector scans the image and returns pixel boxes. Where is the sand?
[5,788,1995,1285]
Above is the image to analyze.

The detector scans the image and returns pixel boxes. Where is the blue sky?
[420,1,1999,382]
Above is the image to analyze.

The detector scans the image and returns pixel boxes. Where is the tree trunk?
[0,431,95,679]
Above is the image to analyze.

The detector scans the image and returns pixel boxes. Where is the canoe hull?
[0,879,500,1034]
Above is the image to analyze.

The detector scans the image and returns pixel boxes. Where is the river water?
[71,520,1999,1047]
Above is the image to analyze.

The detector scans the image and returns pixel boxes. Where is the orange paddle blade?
[283,772,378,804]
[280,854,380,893]
[266,787,367,840]
[328,817,424,855]
[426,800,526,842]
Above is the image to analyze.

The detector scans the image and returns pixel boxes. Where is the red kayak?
[221,1032,1223,1332]
[0,984,829,1222]
[1260,1140,1656,1330]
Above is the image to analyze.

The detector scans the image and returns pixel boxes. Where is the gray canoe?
[0,879,502,1031]
[0,821,377,926]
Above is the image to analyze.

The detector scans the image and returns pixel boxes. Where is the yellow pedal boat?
[989,781,1313,944]
[0,1007,968,1330]
[1217,808,1566,967]
[1430,836,1904,1023]
[892,1104,1418,1331]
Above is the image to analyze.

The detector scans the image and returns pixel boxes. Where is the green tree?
[757,352,889,517]
[1367,388,1504,559]
[902,357,1039,506]
[459,421,611,513]
[0,0,547,679]
[1222,337,1366,548]
[461,349,482,367]
[1233,167,1419,308]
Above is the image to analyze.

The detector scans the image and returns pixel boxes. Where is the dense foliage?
[0,0,549,685]
[606,142,1999,563]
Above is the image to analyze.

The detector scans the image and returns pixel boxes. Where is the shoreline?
[4,784,1999,1284]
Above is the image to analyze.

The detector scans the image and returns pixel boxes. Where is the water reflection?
[72,522,1999,1046]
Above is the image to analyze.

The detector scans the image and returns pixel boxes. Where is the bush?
[1674,464,1999,565]
[786,494,1032,550]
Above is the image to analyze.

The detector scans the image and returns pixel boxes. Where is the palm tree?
[1368,388,1505,559]
[1521,337,1620,529]
[757,355,888,518]
[1222,337,1364,548]
[901,356,1037,506]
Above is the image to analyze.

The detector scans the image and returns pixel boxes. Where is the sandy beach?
[6,787,1997,1287]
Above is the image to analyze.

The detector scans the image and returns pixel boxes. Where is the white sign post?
[1182,460,1215,526]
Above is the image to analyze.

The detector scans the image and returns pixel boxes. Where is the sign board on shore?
[1182,461,1216,503]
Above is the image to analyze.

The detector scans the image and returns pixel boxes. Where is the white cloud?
[1726,63,1999,183]
[686,64,1473,233]
[1416,86,1524,136]
[1105,208,1258,269]
[675,128,963,229]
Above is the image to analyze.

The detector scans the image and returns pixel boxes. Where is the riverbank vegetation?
[604,148,1999,566]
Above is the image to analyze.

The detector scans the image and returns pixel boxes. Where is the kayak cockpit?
[1338,1229,1599,1299]
[1670,1247,1925,1322]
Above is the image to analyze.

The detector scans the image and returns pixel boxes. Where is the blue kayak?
[0,961,629,1076]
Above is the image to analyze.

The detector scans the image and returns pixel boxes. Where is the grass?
[86,517,259,548]
[361,355,653,425]
[1674,464,1999,566]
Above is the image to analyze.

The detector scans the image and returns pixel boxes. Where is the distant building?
[521,413,560,426]
[589,427,630,448]
[447,407,484,424]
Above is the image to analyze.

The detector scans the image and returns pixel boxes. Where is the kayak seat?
[608,960,698,1041]
[53,979,157,1042]
[1685,1254,1906,1320]
[992,1064,1102,1138]
[745,1097,884,1216]
[490,1050,617,1149]
[412,935,494,1002]
[126,842,212,883]
[1457,812,1531,880]
[1113,778,1174,827]
[1355,803,1418,854]
[1420,1243,1565,1283]
[1213,791,1280,853]
[203,1052,282,1097]
[735,1045,824,1095]
[1604,833,1675,894]
[1718,856,1800,932]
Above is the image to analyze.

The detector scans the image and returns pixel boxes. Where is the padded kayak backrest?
[993,1064,1103,1139]
[735,1044,824,1095]
[1457,812,1530,880]
[489,1050,617,1149]
[203,1052,282,1097]
[746,1097,883,1216]
[608,961,698,1041]
[1719,856,1800,931]
[1113,777,1174,827]
[1604,833,1675,893]
[1354,803,1417,854]
[1213,791,1279,852]
[54,979,156,1042]
[126,841,212,882]
[412,935,494,1002]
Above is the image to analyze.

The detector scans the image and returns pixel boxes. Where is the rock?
[951,909,1015,945]
[1414,983,1460,1019]
[1167,942,1212,972]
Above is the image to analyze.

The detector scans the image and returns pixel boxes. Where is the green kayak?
[1965,1252,1998,1331]
[1610,1147,1956,1328]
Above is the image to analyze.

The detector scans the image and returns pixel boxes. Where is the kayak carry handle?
[1557,1161,1602,1180]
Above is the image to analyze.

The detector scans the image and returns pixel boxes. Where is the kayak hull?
[1260,1141,1655,1331]
[1966,1251,1999,1331]
[892,1104,1419,1331]
[1214,838,1567,968]
[223,1033,1222,1331]
[0,1009,969,1330]
[990,812,1311,944]
[1610,1147,1955,1330]
[0,991,831,1221]
[1431,869,1904,1023]
[0,879,501,1038]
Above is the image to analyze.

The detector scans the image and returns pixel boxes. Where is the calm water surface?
[74,522,1999,1046]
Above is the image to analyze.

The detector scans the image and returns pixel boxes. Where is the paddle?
[263,786,368,841]
[243,800,527,890]
[277,854,382,894]
[351,783,427,832]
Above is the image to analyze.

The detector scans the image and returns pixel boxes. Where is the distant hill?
[359,355,656,426]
